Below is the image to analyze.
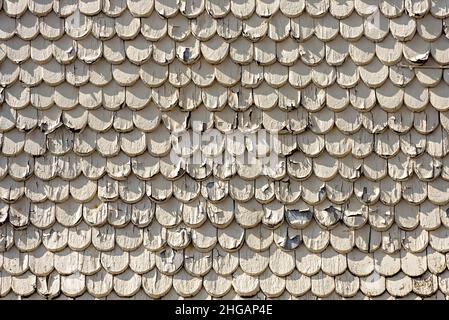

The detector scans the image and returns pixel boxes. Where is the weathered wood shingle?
[2,0,449,300]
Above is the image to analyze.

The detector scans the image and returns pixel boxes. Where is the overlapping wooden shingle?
[2,0,449,300]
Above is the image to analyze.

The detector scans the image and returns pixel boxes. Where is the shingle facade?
[0,0,449,300]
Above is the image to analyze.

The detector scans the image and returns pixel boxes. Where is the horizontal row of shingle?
[0,172,446,205]
[0,105,443,136]
[0,174,447,212]
[3,289,448,300]
[2,253,449,298]
[3,35,449,73]
[0,104,444,136]
[0,4,446,40]
[1,184,449,229]
[2,285,449,300]
[1,0,446,20]
[1,268,449,300]
[0,0,444,19]
[0,233,448,276]
[0,175,445,222]
[0,149,448,181]
[2,53,446,85]
[0,146,448,180]
[1,158,449,197]
[2,35,449,72]
[1,149,448,179]
[1,128,447,169]
[1,8,447,44]
[1,82,449,115]
[4,54,449,89]
[1,208,449,250]
[1,126,448,161]
[1,194,449,235]
[0,248,448,298]
[2,34,449,69]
